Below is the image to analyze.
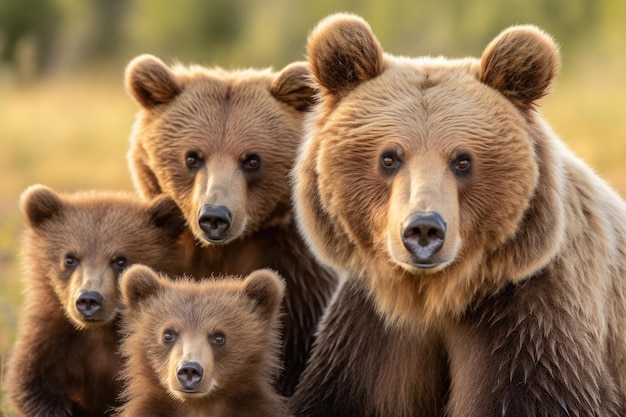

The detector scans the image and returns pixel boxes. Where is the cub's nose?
[198,204,232,242]
[177,361,204,389]
[401,212,446,266]
[75,290,103,318]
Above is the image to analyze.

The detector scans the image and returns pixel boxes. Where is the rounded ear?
[148,195,187,241]
[120,264,164,310]
[125,54,182,109]
[20,184,63,229]
[479,25,561,110]
[307,13,384,99]
[271,61,315,112]
[242,269,285,318]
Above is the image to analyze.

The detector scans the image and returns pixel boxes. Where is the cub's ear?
[120,264,164,310]
[242,269,285,318]
[307,13,384,99]
[148,195,187,242]
[125,54,182,109]
[20,184,63,229]
[479,25,561,110]
[271,61,315,112]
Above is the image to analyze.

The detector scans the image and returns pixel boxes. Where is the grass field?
[1,56,625,414]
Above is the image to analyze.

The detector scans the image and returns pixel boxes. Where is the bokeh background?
[1,0,625,413]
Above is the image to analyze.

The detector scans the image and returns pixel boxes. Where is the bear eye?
[241,154,261,172]
[381,152,401,172]
[185,151,203,170]
[64,254,79,269]
[111,256,128,271]
[163,330,177,344]
[210,332,226,346]
[452,154,472,175]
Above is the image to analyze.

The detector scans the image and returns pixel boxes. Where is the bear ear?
[242,269,285,318]
[148,195,187,241]
[120,264,164,310]
[307,13,384,99]
[271,61,315,112]
[479,25,561,110]
[20,184,64,229]
[125,54,182,109]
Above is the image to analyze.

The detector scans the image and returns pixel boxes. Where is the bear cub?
[116,265,288,417]
[5,185,186,417]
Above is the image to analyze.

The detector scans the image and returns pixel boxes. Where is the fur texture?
[291,13,626,416]
[6,185,186,417]
[116,265,288,417]
[124,55,338,395]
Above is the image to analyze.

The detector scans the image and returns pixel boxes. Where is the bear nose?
[401,212,446,265]
[198,204,232,242]
[75,290,103,318]
[177,361,204,389]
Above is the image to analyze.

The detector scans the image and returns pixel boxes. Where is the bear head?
[20,184,186,329]
[119,265,284,402]
[294,13,564,324]
[125,56,314,245]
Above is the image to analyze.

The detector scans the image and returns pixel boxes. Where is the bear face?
[117,265,287,416]
[125,56,314,246]
[20,184,186,329]
[294,14,563,323]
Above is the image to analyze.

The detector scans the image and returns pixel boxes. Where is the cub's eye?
[64,254,79,269]
[111,256,128,271]
[453,154,472,175]
[185,151,203,170]
[381,152,401,171]
[163,330,177,344]
[210,332,226,346]
[241,154,260,171]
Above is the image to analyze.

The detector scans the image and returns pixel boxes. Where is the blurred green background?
[1,0,625,413]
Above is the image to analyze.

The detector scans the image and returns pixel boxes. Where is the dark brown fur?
[116,265,288,417]
[5,185,186,417]
[124,55,338,395]
[291,13,626,416]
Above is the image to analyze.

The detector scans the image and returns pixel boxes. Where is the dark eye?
[163,330,177,344]
[185,151,203,170]
[111,256,128,271]
[241,154,260,172]
[453,154,472,175]
[210,332,226,346]
[64,254,79,269]
[381,152,401,171]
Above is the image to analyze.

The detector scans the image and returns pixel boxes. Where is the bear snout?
[75,290,103,319]
[198,204,232,243]
[401,212,446,266]
[176,361,204,391]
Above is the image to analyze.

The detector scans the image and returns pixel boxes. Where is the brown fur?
[124,55,338,395]
[5,185,186,417]
[291,13,626,416]
[116,265,288,417]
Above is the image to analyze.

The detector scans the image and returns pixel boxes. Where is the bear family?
[115,265,288,417]
[124,55,337,394]
[291,13,626,417]
[5,185,186,417]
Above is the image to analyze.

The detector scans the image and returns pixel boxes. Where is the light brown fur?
[291,13,626,417]
[124,55,338,395]
[5,185,186,417]
[116,265,288,417]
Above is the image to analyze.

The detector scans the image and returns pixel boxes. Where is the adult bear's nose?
[75,290,103,318]
[176,361,204,390]
[401,212,446,266]
[198,204,231,242]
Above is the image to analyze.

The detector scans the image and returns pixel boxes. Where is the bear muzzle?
[198,204,232,243]
[401,212,446,268]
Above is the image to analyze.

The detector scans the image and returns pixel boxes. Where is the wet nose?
[198,204,232,242]
[177,361,204,388]
[75,290,103,318]
[401,212,446,264]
